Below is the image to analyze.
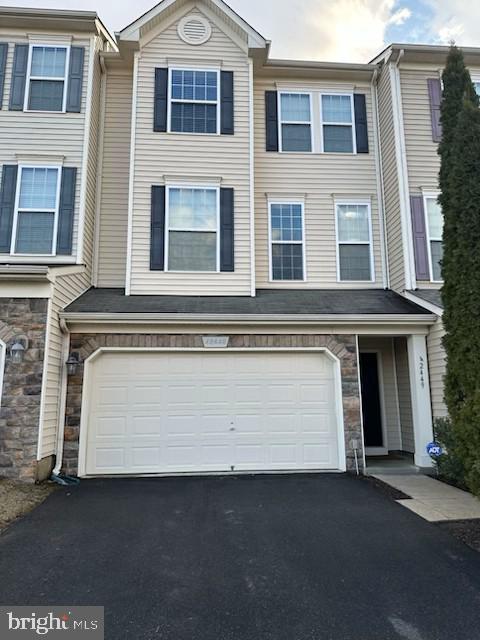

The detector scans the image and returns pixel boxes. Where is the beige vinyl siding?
[254,78,383,288]
[129,7,252,296]
[0,31,90,260]
[81,35,102,271]
[399,67,440,194]
[427,318,447,419]
[39,269,90,459]
[377,64,404,292]
[96,70,132,287]
[394,337,414,453]
[359,336,402,450]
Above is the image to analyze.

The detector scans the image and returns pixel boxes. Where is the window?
[279,93,312,152]
[269,202,305,280]
[474,82,480,98]
[424,195,443,282]
[26,45,69,112]
[169,69,219,134]
[336,203,373,281]
[321,94,355,153]
[166,187,219,271]
[12,166,60,255]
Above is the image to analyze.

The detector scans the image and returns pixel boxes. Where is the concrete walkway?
[374,474,480,522]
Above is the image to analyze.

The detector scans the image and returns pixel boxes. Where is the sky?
[1,0,479,62]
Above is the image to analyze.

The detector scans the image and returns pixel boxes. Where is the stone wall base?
[0,298,48,482]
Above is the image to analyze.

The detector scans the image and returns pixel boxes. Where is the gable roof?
[118,0,267,49]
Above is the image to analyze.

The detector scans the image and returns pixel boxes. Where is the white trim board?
[0,339,5,411]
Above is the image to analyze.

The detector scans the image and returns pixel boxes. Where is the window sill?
[164,130,221,137]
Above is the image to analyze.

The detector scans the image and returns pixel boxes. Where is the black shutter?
[427,78,442,143]
[410,195,430,281]
[9,44,28,111]
[0,44,8,109]
[56,167,77,255]
[220,70,234,135]
[0,165,18,253]
[66,46,85,113]
[220,188,234,272]
[154,68,168,132]
[354,94,369,153]
[265,91,279,152]
[150,186,166,270]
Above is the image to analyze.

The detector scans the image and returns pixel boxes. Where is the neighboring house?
[0,7,116,480]
[373,45,480,423]
[1,0,456,482]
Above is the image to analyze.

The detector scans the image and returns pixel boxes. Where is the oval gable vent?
[178,15,212,45]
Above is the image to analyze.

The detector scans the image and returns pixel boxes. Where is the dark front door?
[359,353,385,451]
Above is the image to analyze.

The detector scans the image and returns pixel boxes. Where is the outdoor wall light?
[8,337,27,364]
[66,352,80,376]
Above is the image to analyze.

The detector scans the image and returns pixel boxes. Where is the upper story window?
[321,95,355,153]
[336,202,373,282]
[26,46,69,112]
[169,69,219,134]
[269,202,305,281]
[474,81,480,98]
[278,93,313,152]
[267,89,368,155]
[424,195,443,282]
[12,166,60,255]
[166,186,219,271]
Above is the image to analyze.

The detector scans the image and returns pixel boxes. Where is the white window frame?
[320,93,357,154]
[24,43,71,113]
[268,200,307,282]
[10,164,62,257]
[167,67,221,136]
[423,191,443,284]
[164,184,221,273]
[277,91,314,154]
[335,200,374,283]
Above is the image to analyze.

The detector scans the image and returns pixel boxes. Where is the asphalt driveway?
[1,474,480,640]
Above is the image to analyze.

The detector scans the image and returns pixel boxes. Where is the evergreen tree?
[441,55,480,494]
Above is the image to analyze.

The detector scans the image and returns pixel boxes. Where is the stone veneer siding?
[63,333,363,475]
[0,298,48,481]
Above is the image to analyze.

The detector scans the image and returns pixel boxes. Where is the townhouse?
[373,44,480,422]
[0,0,463,482]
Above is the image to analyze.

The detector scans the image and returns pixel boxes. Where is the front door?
[360,352,387,456]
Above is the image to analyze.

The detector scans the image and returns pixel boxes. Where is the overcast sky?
[1,0,478,62]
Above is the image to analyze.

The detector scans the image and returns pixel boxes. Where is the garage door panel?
[95,416,127,437]
[84,352,341,476]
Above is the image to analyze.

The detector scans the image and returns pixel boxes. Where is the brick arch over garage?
[63,333,363,475]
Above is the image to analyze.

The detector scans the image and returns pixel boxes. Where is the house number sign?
[202,336,230,348]
[419,355,426,389]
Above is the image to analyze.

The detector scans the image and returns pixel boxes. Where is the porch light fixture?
[8,337,27,364]
[66,352,80,376]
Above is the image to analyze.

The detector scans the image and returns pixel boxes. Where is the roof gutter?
[60,312,436,325]
[0,265,51,281]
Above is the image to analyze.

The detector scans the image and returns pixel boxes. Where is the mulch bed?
[0,480,56,532]
[359,474,411,501]
[437,519,480,553]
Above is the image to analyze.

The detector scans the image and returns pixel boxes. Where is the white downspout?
[52,318,70,476]
[390,50,416,291]
[371,67,390,289]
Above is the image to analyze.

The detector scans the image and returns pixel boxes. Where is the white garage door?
[82,351,341,476]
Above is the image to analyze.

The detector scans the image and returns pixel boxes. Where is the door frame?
[360,349,388,456]
[77,347,347,477]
